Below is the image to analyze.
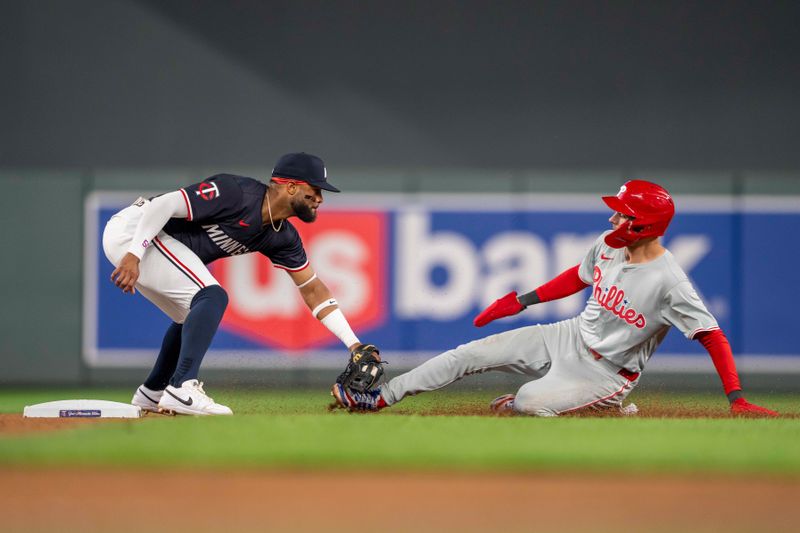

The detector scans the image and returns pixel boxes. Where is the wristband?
[517,291,540,307]
[727,390,744,403]
[311,298,337,318]
[320,308,360,348]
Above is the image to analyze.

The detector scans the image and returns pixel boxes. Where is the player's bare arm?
[287,266,361,351]
[289,268,336,316]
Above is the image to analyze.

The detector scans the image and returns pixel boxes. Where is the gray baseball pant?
[381,317,639,416]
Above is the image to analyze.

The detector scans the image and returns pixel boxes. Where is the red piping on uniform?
[179,188,193,221]
[273,260,310,272]
[689,326,720,339]
[153,236,205,288]
[559,381,631,415]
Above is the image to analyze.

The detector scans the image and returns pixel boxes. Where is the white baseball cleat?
[131,385,163,413]
[158,379,233,416]
[490,394,516,415]
[619,402,639,416]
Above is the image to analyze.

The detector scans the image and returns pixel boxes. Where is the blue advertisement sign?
[83,192,800,370]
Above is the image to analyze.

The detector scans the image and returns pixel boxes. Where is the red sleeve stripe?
[273,260,310,272]
[179,188,193,221]
[689,326,720,339]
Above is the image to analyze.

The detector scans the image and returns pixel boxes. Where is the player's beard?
[291,197,317,223]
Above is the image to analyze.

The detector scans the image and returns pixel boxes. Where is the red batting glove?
[473,291,525,327]
[730,398,779,417]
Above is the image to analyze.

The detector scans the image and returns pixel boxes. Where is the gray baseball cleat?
[490,394,516,415]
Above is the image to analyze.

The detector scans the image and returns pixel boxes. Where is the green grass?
[1,388,799,475]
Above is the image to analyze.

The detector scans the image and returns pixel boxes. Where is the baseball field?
[1,387,799,532]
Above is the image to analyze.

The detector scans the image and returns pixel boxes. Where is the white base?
[23,399,141,418]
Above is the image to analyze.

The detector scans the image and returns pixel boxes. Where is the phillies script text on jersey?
[593,265,646,329]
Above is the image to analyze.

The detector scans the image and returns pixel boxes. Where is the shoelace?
[190,381,215,403]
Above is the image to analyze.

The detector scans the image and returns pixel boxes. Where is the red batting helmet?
[602,180,675,248]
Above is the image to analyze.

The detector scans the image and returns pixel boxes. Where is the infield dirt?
[1,469,798,533]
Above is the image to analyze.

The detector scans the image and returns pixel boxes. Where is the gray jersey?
[577,231,718,372]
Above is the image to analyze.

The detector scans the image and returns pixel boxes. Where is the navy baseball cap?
[271,152,340,192]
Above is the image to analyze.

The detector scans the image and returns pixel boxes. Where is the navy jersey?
[162,174,308,270]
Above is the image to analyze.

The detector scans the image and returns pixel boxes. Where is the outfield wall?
[1,169,798,386]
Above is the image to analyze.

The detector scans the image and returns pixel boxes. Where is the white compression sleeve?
[126,191,189,259]
[320,309,360,348]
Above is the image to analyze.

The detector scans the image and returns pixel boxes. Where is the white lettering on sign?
[309,231,369,314]
[396,211,479,320]
[395,211,712,321]
[227,255,300,317]
[481,232,548,319]
[224,231,370,319]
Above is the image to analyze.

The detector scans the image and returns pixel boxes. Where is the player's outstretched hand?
[730,398,779,417]
[474,291,525,327]
[111,252,140,295]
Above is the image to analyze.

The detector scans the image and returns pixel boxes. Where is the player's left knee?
[190,284,229,310]
[513,388,559,417]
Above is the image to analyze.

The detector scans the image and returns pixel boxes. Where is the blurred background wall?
[1,0,798,387]
[3,0,800,169]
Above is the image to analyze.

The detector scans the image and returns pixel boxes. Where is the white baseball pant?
[102,200,220,324]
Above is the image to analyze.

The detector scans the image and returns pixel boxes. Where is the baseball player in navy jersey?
[331,180,778,417]
[104,152,376,415]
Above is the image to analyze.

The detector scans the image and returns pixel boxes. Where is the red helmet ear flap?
[604,221,635,248]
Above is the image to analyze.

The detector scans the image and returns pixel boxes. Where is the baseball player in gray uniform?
[331,180,778,417]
